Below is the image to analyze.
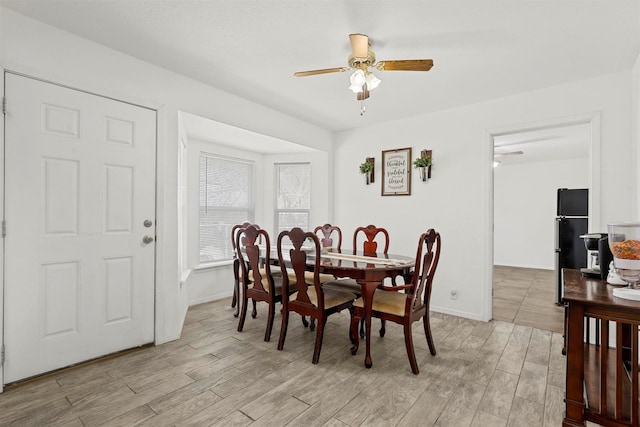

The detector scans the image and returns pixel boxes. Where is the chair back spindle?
[279,228,322,309]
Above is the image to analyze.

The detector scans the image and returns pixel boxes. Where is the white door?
[3,73,156,383]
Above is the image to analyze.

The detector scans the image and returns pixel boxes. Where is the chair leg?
[423,315,437,356]
[350,311,361,355]
[231,281,237,308]
[379,319,386,337]
[404,322,419,375]
[359,318,365,338]
[232,279,240,317]
[264,301,276,342]
[277,309,289,351]
[237,294,248,332]
[312,317,326,364]
[301,315,309,328]
[251,300,257,318]
[232,259,240,315]
[348,308,355,344]
[310,317,316,331]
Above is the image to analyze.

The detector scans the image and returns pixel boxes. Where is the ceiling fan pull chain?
[360,101,366,116]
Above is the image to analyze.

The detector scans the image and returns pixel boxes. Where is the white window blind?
[199,154,253,263]
[275,163,310,234]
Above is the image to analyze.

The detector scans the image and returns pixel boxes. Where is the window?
[275,163,311,234]
[199,153,254,263]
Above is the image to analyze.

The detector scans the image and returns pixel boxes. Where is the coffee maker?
[579,233,613,279]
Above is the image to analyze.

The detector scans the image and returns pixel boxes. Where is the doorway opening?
[487,113,600,332]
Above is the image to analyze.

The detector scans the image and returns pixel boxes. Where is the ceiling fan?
[494,150,524,158]
[493,150,523,167]
[294,33,434,114]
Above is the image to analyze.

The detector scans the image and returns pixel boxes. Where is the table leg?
[563,302,585,426]
[359,281,378,369]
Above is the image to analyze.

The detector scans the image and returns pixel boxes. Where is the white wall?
[0,8,332,349]
[334,71,633,321]
[634,53,640,218]
[635,6,640,219]
[494,157,589,270]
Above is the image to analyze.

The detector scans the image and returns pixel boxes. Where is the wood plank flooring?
[0,277,567,426]
[492,266,564,334]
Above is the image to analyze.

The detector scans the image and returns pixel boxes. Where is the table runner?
[320,252,409,266]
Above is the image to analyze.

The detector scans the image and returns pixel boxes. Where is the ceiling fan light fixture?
[349,83,363,93]
[365,72,381,90]
[349,69,366,87]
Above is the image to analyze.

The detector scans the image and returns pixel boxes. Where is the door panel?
[3,73,156,383]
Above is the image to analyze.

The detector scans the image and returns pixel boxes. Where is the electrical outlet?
[450,289,458,300]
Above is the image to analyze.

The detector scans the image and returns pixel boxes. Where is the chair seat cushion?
[322,278,361,295]
[354,289,407,316]
[248,266,282,282]
[248,274,286,295]
[290,286,355,309]
[303,270,337,284]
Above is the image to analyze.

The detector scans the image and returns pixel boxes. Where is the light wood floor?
[492,266,564,334]
[0,293,566,426]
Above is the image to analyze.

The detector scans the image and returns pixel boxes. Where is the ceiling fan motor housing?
[348,51,376,70]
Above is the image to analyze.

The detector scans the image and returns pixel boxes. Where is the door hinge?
[2,220,6,238]
[2,96,6,115]
[1,345,4,366]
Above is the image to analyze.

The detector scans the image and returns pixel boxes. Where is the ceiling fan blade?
[377,59,434,71]
[294,67,348,77]
[349,33,369,58]
[494,150,524,158]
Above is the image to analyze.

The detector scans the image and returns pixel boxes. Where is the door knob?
[143,235,154,244]
[143,219,153,227]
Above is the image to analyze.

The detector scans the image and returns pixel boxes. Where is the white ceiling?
[1,0,638,135]
[180,111,314,154]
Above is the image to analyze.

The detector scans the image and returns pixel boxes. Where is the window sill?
[193,260,233,271]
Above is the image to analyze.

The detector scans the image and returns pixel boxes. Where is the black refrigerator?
[554,188,588,304]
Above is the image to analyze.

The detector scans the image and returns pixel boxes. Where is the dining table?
[272,247,416,369]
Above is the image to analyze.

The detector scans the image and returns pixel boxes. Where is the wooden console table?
[563,269,640,426]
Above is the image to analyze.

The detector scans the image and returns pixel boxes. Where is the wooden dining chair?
[230,222,254,318]
[314,223,343,251]
[236,225,294,342]
[302,224,343,286]
[277,227,355,364]
[231,222,283,317]
[353,224,389,256]
[323,224,394,337]
[349,229,441,374]
[302,224,344,331]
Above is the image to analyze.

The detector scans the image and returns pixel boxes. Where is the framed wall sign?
[381,147,412,196]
